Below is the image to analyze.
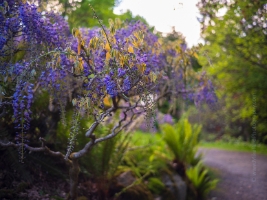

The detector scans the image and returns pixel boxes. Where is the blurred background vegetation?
[197,0,267,144]
[38,0,148,29]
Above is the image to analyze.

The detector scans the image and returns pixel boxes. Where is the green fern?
[186,162,218,198]
[79,124,130,179]
[161,117,202,165]
[147,177,165,194]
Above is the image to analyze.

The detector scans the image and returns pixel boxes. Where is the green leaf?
[190,56,202,72]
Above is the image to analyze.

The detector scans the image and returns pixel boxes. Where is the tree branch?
[71,99,141,160]
[0,138,72,166]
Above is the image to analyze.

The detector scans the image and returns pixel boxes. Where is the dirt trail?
[198,148,267,200]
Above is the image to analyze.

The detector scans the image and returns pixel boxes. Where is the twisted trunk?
[68,159,80,200]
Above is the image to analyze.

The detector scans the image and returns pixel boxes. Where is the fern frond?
[161,117,202,165]
[186,163,218,198]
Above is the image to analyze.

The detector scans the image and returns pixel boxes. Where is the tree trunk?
[68,159,80,200]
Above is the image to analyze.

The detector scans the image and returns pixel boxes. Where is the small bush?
[161,117,202,165]
[186,162,218,199]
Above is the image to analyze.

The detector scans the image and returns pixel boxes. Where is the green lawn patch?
[198,141,267,155]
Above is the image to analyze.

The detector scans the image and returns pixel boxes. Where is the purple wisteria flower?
[123,76,131,92]
[163,114,174,124]
[181,43,187,52]
[104,75,118,97]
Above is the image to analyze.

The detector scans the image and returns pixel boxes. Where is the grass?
[198,141,267,155]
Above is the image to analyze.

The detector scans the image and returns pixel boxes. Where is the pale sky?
[114,0,202,47]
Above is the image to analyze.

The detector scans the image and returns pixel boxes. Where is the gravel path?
[198,148,267,200]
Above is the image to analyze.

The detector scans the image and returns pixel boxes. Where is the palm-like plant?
[161,117,201,167]
[186,162,218,199]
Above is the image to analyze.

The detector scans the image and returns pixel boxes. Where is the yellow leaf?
[144,76,149,83]
[150,72,157,83]
[89,37,99,49]
[132,40,139,48]
[137,63,146,73]
[78,58,84,71]
[133,32,139,39]
[106,52,111,60]
[56,56,61,66]
[78,41,81,55]
[103,95,112,107]
[105,43,111,51]
[111,49,119,59]
[128,46,134,53]
[80,39,85,47]
[119,57,124,66]
[75,29,81,38]
[119,55,128,67]
[115,50,121,60]
[112,37,116,44]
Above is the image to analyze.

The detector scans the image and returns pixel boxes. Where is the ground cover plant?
[0,1,217,199]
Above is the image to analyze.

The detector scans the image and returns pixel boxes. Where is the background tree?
[38,0,147,29]
[156,27,216,119]
[197,0,267,143]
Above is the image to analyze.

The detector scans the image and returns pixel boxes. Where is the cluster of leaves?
[161,117,202,166]
[186,162,218,200]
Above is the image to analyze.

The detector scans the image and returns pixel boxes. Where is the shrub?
[161,117,202,166]
[186,162,218,199]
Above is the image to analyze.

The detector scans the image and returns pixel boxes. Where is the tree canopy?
[198,0,267,142]
[40,0,147,29]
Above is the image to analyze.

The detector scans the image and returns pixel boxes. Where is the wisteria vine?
[0,0,216,166]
